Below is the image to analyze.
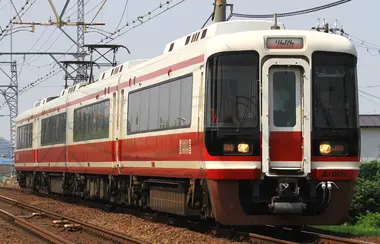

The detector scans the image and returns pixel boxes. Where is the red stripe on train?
[15,166,262,180]
[14,132,359,164]
[311,156,360,162]
[18,55,205,124]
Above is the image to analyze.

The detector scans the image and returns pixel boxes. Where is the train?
[14,19,360,226]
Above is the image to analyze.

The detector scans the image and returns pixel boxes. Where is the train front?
[203,27,360,226]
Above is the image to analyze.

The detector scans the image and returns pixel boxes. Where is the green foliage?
[356,211,380,229]
[358,161,380,181]
[349,161,380,224]
[317,224,380,237]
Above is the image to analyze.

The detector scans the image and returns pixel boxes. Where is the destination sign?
[266,37,304,49]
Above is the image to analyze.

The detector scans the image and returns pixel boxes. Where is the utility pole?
[214,0,226,23]
[14,0,105,85]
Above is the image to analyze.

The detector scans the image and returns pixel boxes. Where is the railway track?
[246,226,376,244]
[0,186,376,244]
[0,207,70,244]
[0,192,149,244]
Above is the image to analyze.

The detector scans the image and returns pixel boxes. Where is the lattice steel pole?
[76,0,86,83]
[8,61,18,153]
[0,61,18,175]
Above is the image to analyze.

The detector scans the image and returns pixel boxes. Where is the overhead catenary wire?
[114,0,128,31]
[0,0,39,42]
[16,0,105,76]
[0,0,187,111]
[20,0,112,71]
[9,0,380,117]
[228,0,352,20]
[96,0,186,44]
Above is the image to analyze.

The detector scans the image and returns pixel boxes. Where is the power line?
[95,0,186,44]
[0,68,62,110]
[360,94,380,106]
[359,90,380,101]
[114,0,128,31]
[8,0,187,103]
[0,0,39,42]
[228,0,351,20]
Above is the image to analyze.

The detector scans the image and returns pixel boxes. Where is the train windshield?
[205,52,259,129]
[312,52,358,129]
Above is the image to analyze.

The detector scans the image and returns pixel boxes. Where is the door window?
[272,71,296,127]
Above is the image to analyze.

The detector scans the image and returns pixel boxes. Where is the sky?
[0,0,378,141]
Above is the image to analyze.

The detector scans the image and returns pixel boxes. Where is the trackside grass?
[315,225,380,237]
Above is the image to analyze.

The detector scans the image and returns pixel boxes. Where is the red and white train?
[15,19,360,226]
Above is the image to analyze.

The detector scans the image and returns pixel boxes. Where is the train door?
[262,58,311,176]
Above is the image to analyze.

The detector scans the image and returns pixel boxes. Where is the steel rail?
[0,186,375,244]
[302,230,375,244]
[0,208,74,244]
[0,193,149,244]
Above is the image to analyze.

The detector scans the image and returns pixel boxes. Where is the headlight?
[238,143,250,153]
[319,143,332,154]
[319,143,345,155]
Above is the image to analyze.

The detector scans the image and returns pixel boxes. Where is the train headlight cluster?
[223,143,251,154]
[319,143,345,155]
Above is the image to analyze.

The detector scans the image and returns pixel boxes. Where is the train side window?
[148,86,159,130]
[16,123,33,149]
[169,80,181,127]
[272,71,296,127]
[180,76,193,126]
[41,113,67,146]
[73,99,110,141]
[139,89,149,131]
[158,83,170,128]
[127,74,193,134]
[127,93,140,132]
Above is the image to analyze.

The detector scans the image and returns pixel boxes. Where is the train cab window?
[205,52,259,129]
[204,51,260,156]
[311,51,359,157]
[313,52,358,129]
[272,71,296,127]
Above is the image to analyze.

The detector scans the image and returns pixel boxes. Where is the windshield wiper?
[317,96,336,129]
[236,95,256,132]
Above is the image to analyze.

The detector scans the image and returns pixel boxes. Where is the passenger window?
[158,83,170,128]
[139,89,149,131]
[148,86,159,130]
[272,71,296,127]
[169,80,181,127]
[180,76,193,126]
[128,93,140,132]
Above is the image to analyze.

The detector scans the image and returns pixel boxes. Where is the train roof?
[16,19,356,123]
[98,20,286,80]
